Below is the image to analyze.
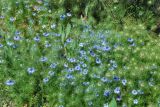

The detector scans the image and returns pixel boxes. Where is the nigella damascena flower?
[130,42,136,47]
[117,95,122,101]
[43,32,49,37]
[103,103,109,107]
[114,87,120,94]
[5,80,15,86]
[66,38,72,43]
[132,90,138,95]
[43,77,49,83]
[82,69,88,75]
[113,76,120,81]
[112,63,118,68]
[93,74,100,79]
[80,50,86,55]
[65,74,74,79]
[89,50,95,57]
[82,82,90,86]
[45,43,51,48]
[75,65,81,71]
[66,12,72,17]
[82,63,87,68]
[27,67,35,74]
[122,79,127,85]
[64,63,68,68]
[79,43,84,47]
[54,33,61,37]
[127,38,134,43]
[88,101,93,106]
[40,57,48,62]
[67,68,74,73]
[96,58,101,64]
[33,36,40,42]
[60,14,66,20]
[101,77,109,83]
[12,44,18,49]
[104,90,111,97]
[137,90,144,94]
[51,24,56,29]
[10,17,15,22]
[0,44,3,48]
[48,71,55,76]
[68,58,76,63]
[0,15,4,19]
[50,63,57,68]
[15,31,21,35]
[14,36,21,41]
[7,42,13,46]
[133,99,138,104]
[108,67,114,71]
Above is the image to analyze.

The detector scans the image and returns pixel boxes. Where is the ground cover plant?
[0,0,160,107]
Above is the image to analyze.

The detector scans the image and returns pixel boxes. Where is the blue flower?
[66,38,72,43]
[117,95,122,101]
[14,36,21,41]
[96,58,101,64]
[89,50,95,57]
[88,101,93,106]
[33,36,40,42]
[10,17,15,22]
[132,90,138,95]
[15,31,21,35]
[45,43,51,48]
[103,46,111,51]
[0,44,3,48]
[65,74,74,79]
[137,90,144,94]
[82,82,90,86]
[66,12,72,17]
[80,50,86,55]
[60,14,66,20]
[5,80,15,86]
[104,90,111,97]
[68,58,76,63]
[51,24,56,29]
[82,69,88,75]
[101,77,109,83]
[133,99,138,104]
[43,32,49,37]
[12,44,18,49]
[130,42,136,47]
[0,16,4,19]
[122,79,127,85]
[67,68,74,73]
[114,87,120,94]
[112,63,118,68]
[82,63,87,68]
[50,63,57,68]
[79,43,84,47]
[127,38,134,43]
[27,67,35,74]
[75,65,81,71]
[108,67,114,71]
[113,76,120,81]
[43,77,49,83]
[48,71,55,76]
[64,63,68,68]
[40,57,48,62]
